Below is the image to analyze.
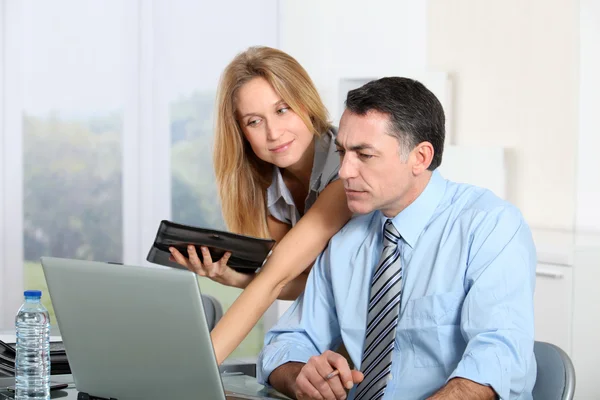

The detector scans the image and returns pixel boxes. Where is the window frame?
[0,0,171,331]
[122,0,172,268]
[0,0,25,330]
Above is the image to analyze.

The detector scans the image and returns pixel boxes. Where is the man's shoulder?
[443,182,536,280]
[444,180,530,250]
[445,180,524,222]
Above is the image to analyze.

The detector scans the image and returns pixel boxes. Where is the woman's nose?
[265,119,284,141]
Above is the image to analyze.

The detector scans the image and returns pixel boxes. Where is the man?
[257,77,537,400]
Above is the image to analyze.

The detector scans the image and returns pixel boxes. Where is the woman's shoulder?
[311,127,340,189]
[317,126,337,145]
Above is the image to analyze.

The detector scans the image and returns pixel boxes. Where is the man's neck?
[382,171,432,218]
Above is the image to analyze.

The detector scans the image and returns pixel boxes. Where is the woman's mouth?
[270,140,294,153]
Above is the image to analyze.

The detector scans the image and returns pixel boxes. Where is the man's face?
[335,110,417,217]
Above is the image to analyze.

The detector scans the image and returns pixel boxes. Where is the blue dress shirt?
[257,170,537,400]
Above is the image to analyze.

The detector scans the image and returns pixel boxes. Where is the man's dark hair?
[345,77,445,170]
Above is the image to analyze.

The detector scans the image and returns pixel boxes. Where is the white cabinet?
[532,229,600,399]
[570,245,600,400]
[534,263,573,354]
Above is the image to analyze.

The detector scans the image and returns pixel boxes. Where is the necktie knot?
[383,220,400,248]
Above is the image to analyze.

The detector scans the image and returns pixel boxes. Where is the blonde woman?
[169,46,352,364]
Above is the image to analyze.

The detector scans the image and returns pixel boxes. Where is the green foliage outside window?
[22,91,263,358]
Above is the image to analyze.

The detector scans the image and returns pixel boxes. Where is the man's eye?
[359,153,373,159]
[335,149,345,156]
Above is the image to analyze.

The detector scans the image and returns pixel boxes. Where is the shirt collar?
[385,169,447,248]
[266,167,294,208]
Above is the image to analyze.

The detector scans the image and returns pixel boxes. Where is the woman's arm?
[210,179,352,364]
[274,271,309,300]
[265,216,312,300]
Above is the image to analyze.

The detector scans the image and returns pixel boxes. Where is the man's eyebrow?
[334,139,376,151]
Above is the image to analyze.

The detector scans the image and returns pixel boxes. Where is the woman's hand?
[169,245,253,288]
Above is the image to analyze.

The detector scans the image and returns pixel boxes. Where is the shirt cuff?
[447,350,506,399]
[256,342,318,387]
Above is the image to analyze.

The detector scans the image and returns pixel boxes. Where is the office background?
[0,0,599,398]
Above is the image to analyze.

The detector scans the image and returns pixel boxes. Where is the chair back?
[201,294,223,331]
[532,341,576,400]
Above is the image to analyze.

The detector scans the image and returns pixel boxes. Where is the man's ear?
[411,141,434,175]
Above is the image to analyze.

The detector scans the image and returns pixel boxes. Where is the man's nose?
[338,155,356,180]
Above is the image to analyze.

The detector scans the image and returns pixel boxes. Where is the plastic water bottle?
[15,290,50,400]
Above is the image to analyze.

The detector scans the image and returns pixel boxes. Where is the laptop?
[40,257,270,400]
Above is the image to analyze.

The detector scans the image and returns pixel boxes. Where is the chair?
[532,341,576,400]
[201,294,223,331]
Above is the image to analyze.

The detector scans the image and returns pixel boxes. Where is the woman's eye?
[247,118,260,127]
[276,107,289,115]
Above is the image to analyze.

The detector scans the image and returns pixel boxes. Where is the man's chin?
[347,201,374,215]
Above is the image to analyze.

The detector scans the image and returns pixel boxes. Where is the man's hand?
[427,378,497,400]
[269,351,363,400]
[288,350,363,400]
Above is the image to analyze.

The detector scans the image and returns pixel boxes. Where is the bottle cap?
[24,290,42,299]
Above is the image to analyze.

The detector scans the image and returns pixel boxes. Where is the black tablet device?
[146,220,275,274]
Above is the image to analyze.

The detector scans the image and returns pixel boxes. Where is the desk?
[0,374,290,399]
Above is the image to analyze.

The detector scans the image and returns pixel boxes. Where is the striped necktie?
[354,219,403,400]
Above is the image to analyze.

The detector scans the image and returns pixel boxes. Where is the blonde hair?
[214,46,330,238]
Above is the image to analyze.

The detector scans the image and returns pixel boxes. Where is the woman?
[170,46,352,364]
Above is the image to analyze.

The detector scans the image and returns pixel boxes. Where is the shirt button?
[388,373,393,381]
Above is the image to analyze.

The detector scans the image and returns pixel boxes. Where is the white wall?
[279,0,428,123]
[428,0,579,230]
[576,0,600,233]
[281,1,580,231]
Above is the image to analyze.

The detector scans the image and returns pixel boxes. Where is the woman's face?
[235,77,314,169]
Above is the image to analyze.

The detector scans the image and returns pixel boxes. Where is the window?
[1,0,279,360]
[20,0,128,333]
[159,0,278,358]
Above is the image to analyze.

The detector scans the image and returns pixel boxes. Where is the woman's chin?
[269,154,302,169]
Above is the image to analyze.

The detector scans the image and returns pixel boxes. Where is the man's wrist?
[428,377,496,400]
[268,362,305,398]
